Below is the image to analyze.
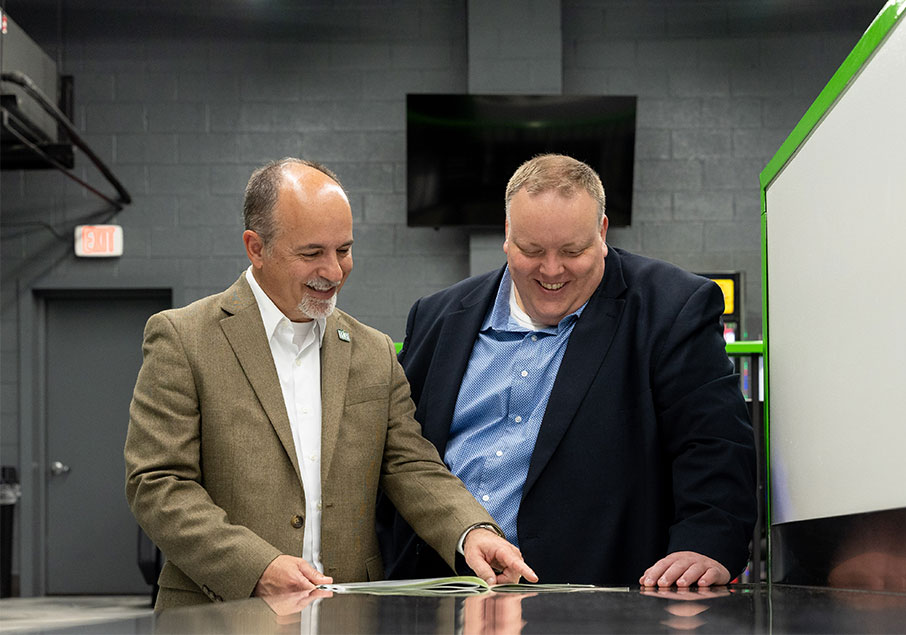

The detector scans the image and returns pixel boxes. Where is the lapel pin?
[337,329,351,342]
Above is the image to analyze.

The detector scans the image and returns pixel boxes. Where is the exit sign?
[74,225,123,257]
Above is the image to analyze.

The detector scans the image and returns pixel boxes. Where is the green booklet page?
[318,576,627,596]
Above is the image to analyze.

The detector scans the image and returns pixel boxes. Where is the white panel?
[766,16,906,525]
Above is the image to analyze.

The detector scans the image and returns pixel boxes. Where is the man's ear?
[243,230,265,268]
[600,215,609,257]
[502,220,510,255]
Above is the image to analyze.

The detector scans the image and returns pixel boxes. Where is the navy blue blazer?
[377,247,757,585]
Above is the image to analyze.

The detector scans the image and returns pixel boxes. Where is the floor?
[0,595,152,633]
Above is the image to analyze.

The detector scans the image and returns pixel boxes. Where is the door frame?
[17,274,181,596]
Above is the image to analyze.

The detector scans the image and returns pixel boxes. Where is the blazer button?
[291,514,304,529]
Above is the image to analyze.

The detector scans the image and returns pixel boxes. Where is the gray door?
[45,291,169,594]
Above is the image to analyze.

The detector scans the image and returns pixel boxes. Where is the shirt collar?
[484,266,587,335]
[245,267,326,346]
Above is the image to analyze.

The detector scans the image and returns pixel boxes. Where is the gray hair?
[505,154,606,228]
[243,157,344,247]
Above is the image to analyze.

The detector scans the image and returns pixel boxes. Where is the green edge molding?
[759,0,905,192]
[725,340,764,356]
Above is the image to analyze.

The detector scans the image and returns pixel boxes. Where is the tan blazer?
[125,274,495,608]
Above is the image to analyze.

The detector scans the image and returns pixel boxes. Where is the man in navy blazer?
[378,154,756,587]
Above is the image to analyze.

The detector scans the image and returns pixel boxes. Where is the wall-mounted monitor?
[406,94,637,228]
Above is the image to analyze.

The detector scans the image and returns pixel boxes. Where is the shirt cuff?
[457,523,504,554]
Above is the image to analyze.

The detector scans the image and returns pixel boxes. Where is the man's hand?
[639,551,730,588]
[463,528,539,585]
[254,555,333,597]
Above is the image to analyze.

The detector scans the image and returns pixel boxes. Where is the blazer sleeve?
[376,335,498,569]
[124,312,281,601]
[652,280,757,576]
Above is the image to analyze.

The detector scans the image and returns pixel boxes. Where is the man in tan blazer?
[125,158,536,609]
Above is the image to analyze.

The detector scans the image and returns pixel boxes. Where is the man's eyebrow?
[514,238,590,250]
[295,239,354,250]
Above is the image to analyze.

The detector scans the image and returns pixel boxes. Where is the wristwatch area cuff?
[456,522,505,554]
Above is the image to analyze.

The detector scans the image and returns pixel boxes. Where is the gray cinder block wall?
[563,0,880,337]
[0,0,879,471]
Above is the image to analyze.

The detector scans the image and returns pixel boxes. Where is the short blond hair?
[505,154,606,227]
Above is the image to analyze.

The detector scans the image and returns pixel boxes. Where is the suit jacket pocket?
[158,561,202,592]
[345,384,387,406]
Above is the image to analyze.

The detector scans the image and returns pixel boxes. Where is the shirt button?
[295,358,302,366]
[317,501,322,511]
[291,514,304,529]
[531,335,538,342]
[514,416,522,423]
[520,370,528,377]
[482,495,490,502]
[496,450,503,457]
[301,408,309,415]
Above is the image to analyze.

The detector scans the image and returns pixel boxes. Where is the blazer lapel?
[219,274,302,484]
[319,312,350,484]
[421,269,503,454]
[523,248,628,498]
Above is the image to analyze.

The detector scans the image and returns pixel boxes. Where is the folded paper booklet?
[318,576,628,596]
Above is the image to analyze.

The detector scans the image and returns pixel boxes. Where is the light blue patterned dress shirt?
[444,267,586,547]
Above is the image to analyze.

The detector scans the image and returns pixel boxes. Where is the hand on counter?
[464,528,539,585]
[254,554,333,596]
[639,551,730,588]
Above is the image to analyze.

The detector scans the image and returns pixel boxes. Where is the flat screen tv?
[407,94,637,228]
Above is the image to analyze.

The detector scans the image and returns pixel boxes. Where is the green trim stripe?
[759,0,906,191]
[725,340,764,356]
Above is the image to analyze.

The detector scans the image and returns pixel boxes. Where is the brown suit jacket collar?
[320,310,352,485]
[218,274,301,483]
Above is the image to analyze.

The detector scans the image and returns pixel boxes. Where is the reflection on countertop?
[774,507,906,594]
[150,584,906,635]
[6,584,906,634]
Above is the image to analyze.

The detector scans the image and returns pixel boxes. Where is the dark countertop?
[46,584,906,634]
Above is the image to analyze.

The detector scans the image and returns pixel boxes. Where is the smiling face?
[243,164,353,322]
[503,187,607,326]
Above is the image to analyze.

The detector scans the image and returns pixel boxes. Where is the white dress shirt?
[246,267,326,573]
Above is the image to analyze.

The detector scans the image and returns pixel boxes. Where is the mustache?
[306,278,340,291]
